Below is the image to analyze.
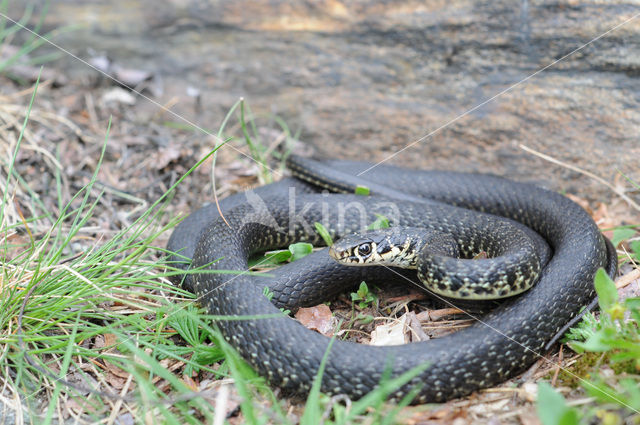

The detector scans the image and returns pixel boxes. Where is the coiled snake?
[167,155,617,402]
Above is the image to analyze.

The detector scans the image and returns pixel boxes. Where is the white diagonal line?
[380,265,640,414]
[5,8,638,410]
[357,11,640,176]
[0,12,282,178]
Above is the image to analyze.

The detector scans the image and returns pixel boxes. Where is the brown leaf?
[104,333,117,347]
[405,405,468,424]
[104,358,130,380]
[415,308,465,322]
[295,304,334,336]
[97,333,132,384]
[66,397,100,416]
[405,311,430,342]
[153,144,182,170]
[519,411,542,425]
[370,315,407,346]
[182,375,199,391]
[566,195,622,231]
[472,251,488,260]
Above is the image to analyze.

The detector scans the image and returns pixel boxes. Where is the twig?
[519,144,640,211]
[616,267,640,289]
[551,345,563,386]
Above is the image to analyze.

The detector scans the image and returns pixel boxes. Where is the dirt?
[9,0,640,202]
[2,0,640,423]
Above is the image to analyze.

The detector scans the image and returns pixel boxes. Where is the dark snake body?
[167,157,617,402]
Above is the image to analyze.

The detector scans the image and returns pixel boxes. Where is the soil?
[2,0,640,423]
[9,0,640,201]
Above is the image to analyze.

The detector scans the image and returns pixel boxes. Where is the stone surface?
[10,0,640,202]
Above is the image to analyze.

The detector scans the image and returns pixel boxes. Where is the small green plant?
[262,287,291,315]
[0,1,69,80]
[266,241,314,264]
[558,268,640,423]
[355,185,371,196]
[351,281,377,309]
[315,221,334,246]
[536,382,580,425]
[0,78,235,422]
[249,242,314,268]
[288,242,314,261]
[570,269,640,365]
[262,286,274,300]
[536,381,630,425]
[610,227,637,248]
[367,213,390,230]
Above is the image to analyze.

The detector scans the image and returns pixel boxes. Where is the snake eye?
[357,243,372,257]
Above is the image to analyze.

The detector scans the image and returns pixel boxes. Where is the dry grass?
[0,59,638,424]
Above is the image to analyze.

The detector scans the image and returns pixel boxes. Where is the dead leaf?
[182,375,199,391]
[592,202,611,226]
[520,382,538,403]
[567,195,628,231]
[112,65,152,87]
[66,397,100,416]
[95,333,132,386]
[103,358,130,380]
[416,308,465,322]
[295,304,334,336]
[370,315,407,346]
[467,397,510,414]
[519,411,542,425]
[153,144,182,170]
[405,405,468,424]
[104,333,117,347]
[472,251,488,260]
[405,311,430,342]
[386,292,428,303]
[101,87,137,105]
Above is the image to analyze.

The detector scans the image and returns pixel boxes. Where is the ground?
[1,1,639,424]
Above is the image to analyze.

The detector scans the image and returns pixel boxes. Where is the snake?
[329,226,540,300]
[167,155,617,402]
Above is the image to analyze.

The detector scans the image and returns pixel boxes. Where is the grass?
[2,79,639,423]
[536,228,640,425]
[0,1,70,83]
[0,74,423,423]
[163,97,300,190]
[0,79,227,423]
[540,266,640,425]
[1,6,639,423]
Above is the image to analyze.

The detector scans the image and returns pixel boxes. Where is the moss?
[549,351,604,387]
[550,351,638,388]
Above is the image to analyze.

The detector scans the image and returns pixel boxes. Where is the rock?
[9,0,640,200]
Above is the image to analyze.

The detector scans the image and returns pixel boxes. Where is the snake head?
[329,233,377,264]
[329,228,422,267]
[329,227,459,268]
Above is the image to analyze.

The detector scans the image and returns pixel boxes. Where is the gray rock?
[10,0,639,193]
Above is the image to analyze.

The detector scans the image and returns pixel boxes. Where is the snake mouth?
[328,244,371,265]
[328,245,346,260]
